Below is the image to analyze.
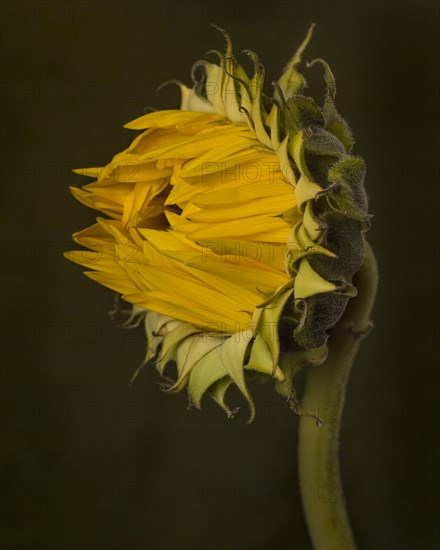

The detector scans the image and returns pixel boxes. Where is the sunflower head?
[66,25,370,421]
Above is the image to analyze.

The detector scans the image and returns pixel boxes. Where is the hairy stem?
[298,240,378,549]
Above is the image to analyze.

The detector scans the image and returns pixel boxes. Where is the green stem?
[298,240,378,550]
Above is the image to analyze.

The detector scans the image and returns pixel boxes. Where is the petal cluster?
[66,26,370,420]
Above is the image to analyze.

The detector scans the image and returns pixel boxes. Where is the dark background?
[1,1,439,549]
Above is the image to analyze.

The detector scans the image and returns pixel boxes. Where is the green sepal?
[307,58,336,100]
[190,59,210,100]
[326,116,354,154]
[276,135,297,185]
[243,49,273,148]
[275,345,328,401]
[295,173,323,211]
[143,312,169,364]
[283,95,325,132]
[294,257,338,300]
[326,157,370,222]
[219,334,255,422]
[303,126,346,158]
[292,291,351,349]
[257,285,295,369]
[289,130,313,180]
[285,200,335,273]
[307,57,354,153]
[309,211,365,283]
[156,323,201,374]
[171,335,223,393]
[210,377,236,418]
[188,333,256,422]
[188,345,228,407]
[246,332,285,381]
[276,23,315,99]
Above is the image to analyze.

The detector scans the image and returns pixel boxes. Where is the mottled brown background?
[1,1,439,549]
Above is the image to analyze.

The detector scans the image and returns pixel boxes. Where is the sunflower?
[66,25,370,421]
